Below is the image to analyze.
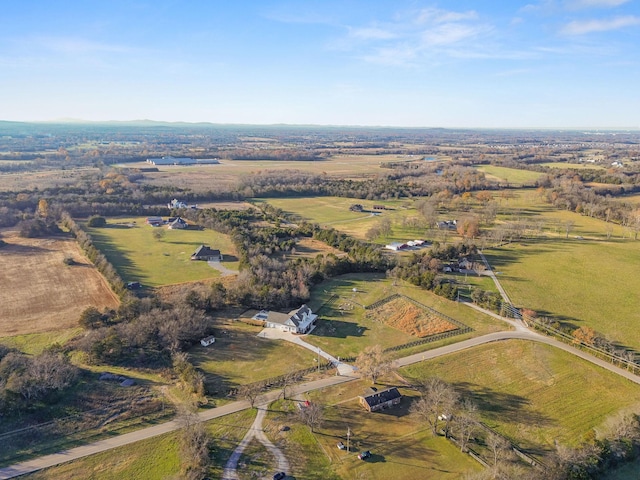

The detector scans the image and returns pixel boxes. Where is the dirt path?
[222,406,290,480]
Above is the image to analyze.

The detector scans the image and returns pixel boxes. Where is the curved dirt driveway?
[222,406,289,480]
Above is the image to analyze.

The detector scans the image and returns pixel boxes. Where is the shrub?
[87,215,107,227]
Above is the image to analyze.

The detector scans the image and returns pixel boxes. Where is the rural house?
[191,245,223,261]
[358,387,402,412]
[259,305,318,334]
[200,335,216,347]
[168,217,188,229]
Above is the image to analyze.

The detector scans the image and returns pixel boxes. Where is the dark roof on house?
[360,387,402,408]
[287,304,311,327]
[192,245,220,257]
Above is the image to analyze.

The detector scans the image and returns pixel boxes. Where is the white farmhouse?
[262,305,318,334]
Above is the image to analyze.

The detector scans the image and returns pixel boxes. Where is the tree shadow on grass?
[452,382,554,429]
[309,319,367,339]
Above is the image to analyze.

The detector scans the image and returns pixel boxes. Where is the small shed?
[200,336,216,347]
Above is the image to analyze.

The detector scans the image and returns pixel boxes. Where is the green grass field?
[486,237,640,348]
[303,274,507,360]
[0,328,82,354]
[253,196,429,241]
[85,217,239,287]
[401,340,640,457]
[475,165,544,184]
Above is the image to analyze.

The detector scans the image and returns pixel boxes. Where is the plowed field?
[0,230,119,336]
[372,297,457,337]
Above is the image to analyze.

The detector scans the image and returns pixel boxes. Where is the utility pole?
[317,347,321,374]
[347,426,351,454]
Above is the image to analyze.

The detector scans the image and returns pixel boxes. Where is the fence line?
[500,302,640,375]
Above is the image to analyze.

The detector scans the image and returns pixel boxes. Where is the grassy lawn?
[401,340,640,459]
[475,165,544,184]
[190,320,318,396]
[85,216,239,287]
[265,382,481,479]
[22,409,256,480]
[304,274,508,360]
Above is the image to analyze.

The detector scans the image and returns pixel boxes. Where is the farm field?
[0,230,119,337]
[269,381,481,479]
[304,273,507,360]
[475,165,543,184]
[85,217,239,287]
[483,233,640,349]
[254,196,429,242]
[401,340,640,457]
[190,320,318,396]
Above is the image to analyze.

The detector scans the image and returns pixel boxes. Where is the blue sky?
[1,0,639,127]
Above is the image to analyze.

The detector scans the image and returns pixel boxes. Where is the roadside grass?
[231,439,274,480]
[21,432,181,480]
[482,228,640,350]
[475,165,543,184]
[190,320,317,396]
[266,383,481,479]
[22,409,256,480]
[304,274,508,360]
[0,328,82,355]
[85,216,239,286]
[401,339,640,459]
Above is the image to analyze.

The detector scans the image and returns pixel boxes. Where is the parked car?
[273,472,286,480]
[337,441,346,450]
[358,450,371,460]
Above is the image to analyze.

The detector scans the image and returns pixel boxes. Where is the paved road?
[259,327,356,376]
[2,326,640,478]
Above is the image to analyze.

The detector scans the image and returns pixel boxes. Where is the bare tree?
[177,409,212,480]
[355,345,394,384]
[454,400,479,452]
[486,432,513,468]
[238,382,262,408]
[281,366,303,400]
[410,377,459,435]
[297,401,324,433]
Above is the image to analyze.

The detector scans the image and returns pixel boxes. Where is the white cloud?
[567,0,630,8]
[338,7,493,66]
[561,15,640,34]
[415,7,479,25]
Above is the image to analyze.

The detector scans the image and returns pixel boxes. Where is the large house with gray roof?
[256,305,317,334]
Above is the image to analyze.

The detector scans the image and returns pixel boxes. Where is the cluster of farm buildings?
[146,156,220,166]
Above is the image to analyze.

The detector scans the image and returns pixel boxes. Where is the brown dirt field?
[372,297,457,337]
[0,230,119,336]
[290,237,346,258]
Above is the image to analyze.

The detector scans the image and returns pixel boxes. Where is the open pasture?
[483,208,640,349]
[85,217,239,287]
[254,196,428,242]
[0,230,119,337]
[475,165,543,184]
[402,340,640,457]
